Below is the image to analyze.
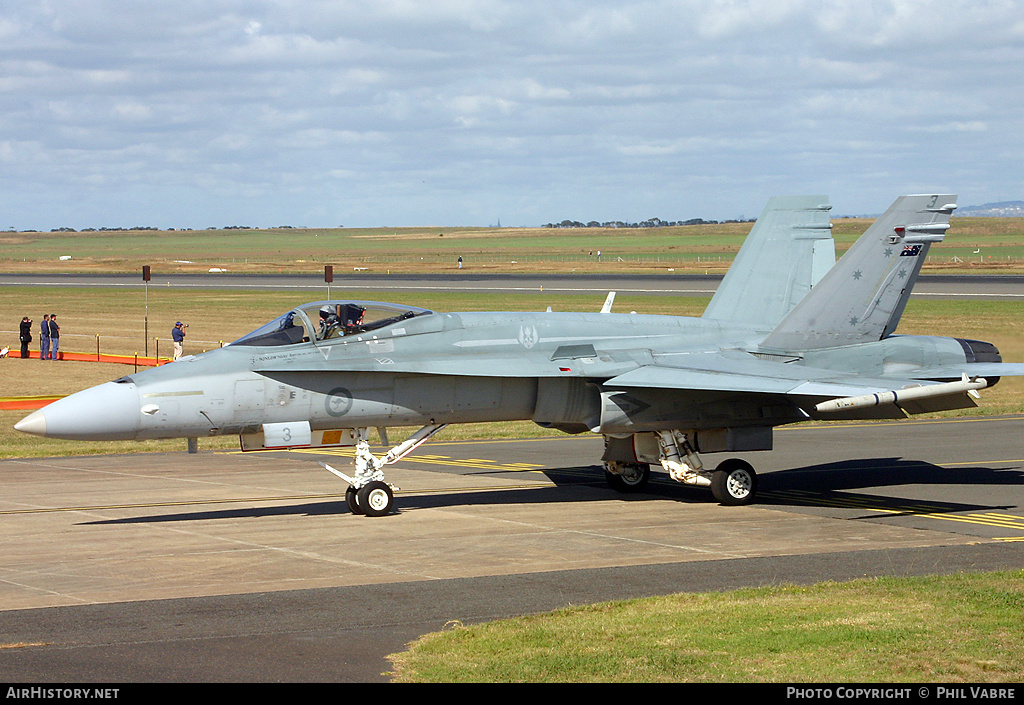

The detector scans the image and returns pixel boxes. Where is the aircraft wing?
[602,352,1024,417]
[603,354,900,398]
[605,358,1024,395]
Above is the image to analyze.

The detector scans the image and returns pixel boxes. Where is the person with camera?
[172,321,187,361]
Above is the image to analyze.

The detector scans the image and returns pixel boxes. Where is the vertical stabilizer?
[760,194,956,351]
[702,196,834,328]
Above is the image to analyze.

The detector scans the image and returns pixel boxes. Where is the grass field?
[388,571,1024,682]
[2,217,1023,274]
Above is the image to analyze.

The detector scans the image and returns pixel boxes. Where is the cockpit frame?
[230,300,434,348]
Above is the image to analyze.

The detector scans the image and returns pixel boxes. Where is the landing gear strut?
[657,430,758,505]
[322,423,447,516]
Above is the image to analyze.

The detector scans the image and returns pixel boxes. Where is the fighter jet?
[15,194,1024,516]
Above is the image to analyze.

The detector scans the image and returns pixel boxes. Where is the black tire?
[346,486,364,515]
[356,481,394,517]
[711,459,757,506]
[605,463,651,493]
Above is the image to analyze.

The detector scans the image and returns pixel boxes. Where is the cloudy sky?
[2,1,1022,230]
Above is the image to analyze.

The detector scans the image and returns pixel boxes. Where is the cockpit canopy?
[230,300,433,347]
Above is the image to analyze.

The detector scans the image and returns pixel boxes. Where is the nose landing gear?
[321,423,448,517]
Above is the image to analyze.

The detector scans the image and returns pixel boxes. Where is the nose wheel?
[338,469,398,517]
[345,486,361,514]
[350,480,394,517]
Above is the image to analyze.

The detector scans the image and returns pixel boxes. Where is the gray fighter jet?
[15,194,1024,516]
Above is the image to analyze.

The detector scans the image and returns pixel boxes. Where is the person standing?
[19,316,32,358]
[39,314,50,360]
[172,321,186,361]
[48,314,60,360]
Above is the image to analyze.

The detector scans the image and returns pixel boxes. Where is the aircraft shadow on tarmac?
[80,466,626,525]
[80,457,1022,525]
[755,457,1024,515]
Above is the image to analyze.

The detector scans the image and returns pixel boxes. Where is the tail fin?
[702,195,834,328]
[760,194,957,351]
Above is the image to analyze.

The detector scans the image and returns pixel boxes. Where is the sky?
[2,0,1023,231]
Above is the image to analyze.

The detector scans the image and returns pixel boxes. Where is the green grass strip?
[389,570,1024,682]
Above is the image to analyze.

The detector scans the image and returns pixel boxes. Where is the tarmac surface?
[2,415,1023,682]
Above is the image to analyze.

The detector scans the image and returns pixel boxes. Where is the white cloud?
[112,102,153,121]
[0,0,1021,229]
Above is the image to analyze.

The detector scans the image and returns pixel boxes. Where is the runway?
[3,272,1024,299]
[1,415,1023,681]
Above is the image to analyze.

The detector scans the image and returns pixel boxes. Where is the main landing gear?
[603,430,758,506]
[320,423,447,517]
[709,458,758,506]
[603,461,651,492]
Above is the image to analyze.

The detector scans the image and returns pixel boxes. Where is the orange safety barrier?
[9,350,164,366]
[2,350,171,409]
[0,395,63,410]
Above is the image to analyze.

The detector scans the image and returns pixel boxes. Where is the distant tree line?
[79,226,161,232]
[20,219,760,234]
[543,217,754,228]
[32,225,254,233]
[42,226,164,232]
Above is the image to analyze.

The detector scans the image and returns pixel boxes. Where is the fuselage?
[14,302,749,441]
[14,299,983,443]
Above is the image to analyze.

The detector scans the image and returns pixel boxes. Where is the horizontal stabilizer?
[899,362,1024,380]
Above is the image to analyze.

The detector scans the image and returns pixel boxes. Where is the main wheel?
[711,459,757,506]
[605,462,651,493]
[356,480,394,517]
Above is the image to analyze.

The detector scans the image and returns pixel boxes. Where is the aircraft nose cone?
[14,381,141,440]
[13,411,47,436]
